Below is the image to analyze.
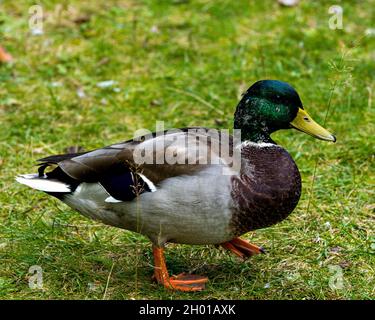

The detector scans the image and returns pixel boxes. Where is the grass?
[0,0,374,300]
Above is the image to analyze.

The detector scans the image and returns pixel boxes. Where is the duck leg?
[221,237,265,259]
[152,246,208,292]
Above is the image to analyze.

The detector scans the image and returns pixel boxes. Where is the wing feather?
[38,127,234,185]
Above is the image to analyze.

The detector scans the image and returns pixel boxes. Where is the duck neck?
[233,99,276,144]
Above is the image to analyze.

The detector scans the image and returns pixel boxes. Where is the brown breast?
[230,143,301,236]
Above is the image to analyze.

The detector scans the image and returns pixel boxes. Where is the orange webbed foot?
[168,273,208,291]
[152,246,208,292]
[221,237,265,260]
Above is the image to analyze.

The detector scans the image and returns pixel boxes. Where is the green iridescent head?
[234,80,336,143]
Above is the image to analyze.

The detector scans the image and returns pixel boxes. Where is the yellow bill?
[290,108,336,142]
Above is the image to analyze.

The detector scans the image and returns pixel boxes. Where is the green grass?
[0,0,374,299]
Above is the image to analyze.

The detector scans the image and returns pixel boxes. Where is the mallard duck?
[16,80,336,292]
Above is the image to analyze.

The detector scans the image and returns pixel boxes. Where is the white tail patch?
[16,174,71,192]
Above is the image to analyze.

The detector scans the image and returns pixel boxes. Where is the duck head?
[234,80,336,144]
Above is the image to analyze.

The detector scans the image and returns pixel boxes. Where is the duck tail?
[15,173,71,192]
[16,152,83,194]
